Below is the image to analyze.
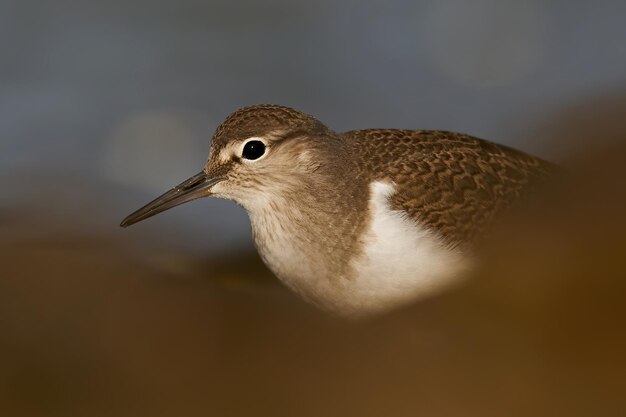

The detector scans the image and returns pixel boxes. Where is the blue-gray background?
[3,0,626,256]
[2,3,626,416]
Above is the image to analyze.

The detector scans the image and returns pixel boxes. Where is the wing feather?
[344,129,556,246]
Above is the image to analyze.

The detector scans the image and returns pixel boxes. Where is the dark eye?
[242,140,266,160]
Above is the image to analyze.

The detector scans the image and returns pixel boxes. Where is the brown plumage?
[346,129,556,246]
[121,104,556,315]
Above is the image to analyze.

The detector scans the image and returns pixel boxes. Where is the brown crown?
[211,104,327,147]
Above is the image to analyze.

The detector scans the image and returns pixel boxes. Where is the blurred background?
[1,1,625,416]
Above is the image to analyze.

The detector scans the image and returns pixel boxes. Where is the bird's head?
[121,104,339,227]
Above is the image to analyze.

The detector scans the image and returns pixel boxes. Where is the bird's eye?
[242,140,266,160]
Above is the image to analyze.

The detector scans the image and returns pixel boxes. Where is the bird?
[121,104,555,317]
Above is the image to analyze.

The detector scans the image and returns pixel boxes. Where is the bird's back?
[343,129,556,246]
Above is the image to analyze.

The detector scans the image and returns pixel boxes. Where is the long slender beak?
[120,172,222,228]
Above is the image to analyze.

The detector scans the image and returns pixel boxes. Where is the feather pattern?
[344,129,556,246]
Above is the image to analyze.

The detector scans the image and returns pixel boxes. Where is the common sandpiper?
[121,105,554,317]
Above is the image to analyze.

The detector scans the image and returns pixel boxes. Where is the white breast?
[340,181,469,316]
[247,181,469,317]
[249,199,339,307]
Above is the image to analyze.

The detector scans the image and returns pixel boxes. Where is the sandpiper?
[121,105,555,317]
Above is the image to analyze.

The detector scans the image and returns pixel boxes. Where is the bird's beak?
[120,171,222,228]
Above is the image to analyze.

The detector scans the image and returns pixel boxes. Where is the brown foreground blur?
[2,140,626,417]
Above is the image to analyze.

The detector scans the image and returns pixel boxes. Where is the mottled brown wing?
[344,129,557,247]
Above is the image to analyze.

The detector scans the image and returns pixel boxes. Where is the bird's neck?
[248,180,368,309]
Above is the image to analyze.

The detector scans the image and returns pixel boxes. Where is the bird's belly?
[338,182,469,316]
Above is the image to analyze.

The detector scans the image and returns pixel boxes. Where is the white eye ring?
[239,137,269,162]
